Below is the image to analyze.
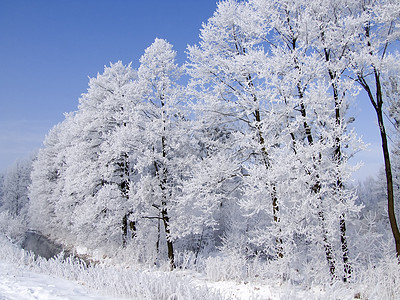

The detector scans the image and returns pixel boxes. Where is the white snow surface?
[0,262,125,300]
[0,259,336,300]
[0,235,382,300]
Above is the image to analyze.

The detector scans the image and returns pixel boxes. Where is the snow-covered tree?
[126,38,193,268]
[0,155,35,241]
[29,62,139,252]
[303,0,365,281]
[186,0,285,259]
[29,114,78,243]
[186,0,362,282]
[1,157,33,218]
[66,61,138,250]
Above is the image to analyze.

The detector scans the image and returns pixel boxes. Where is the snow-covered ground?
[0,234,222,300]
[0,234,394,300]
[0,260,301,300]
[0,259,356,300]
[0,259,269,300]
[0,262,125,300]
[0,258,337,300]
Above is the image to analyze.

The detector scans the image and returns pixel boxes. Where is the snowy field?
[1,233,400,299]
[0,262,124,300]
[0,235,297,300]
[0,260,322,300]
[0,260,275,300]
[0,235,366,300]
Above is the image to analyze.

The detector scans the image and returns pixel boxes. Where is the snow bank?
[1,234,399,299]
[0,234,225,299]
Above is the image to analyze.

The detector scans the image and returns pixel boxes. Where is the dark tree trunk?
[118,154,133,248]
[334,104,352,282]
[129,220,137,239]
[153,97,176,270]
[161,206,175,269]
[318,210,337,277]
[122,214,128,248]
[233,25,283,258]
[376,96,400,256]
[156,213,161,256]
[339,213,351,279]
[356,23,400,257]
[357,69,400,257]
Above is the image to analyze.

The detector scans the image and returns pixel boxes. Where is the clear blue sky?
[0,0,383,181]
[0,0,218,171]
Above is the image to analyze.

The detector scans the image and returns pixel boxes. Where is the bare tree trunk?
[119,154,133,248]
[122,214,128,248]
[129,220,137,239]
[155,212,161,265]
[161,205,175,269]
[333,106,352,282]
[376,94,400,256]
[357,69,400,257]
[339,213,351,279]
[318,210,337,277]
[152,97,176,270]
[378,102,400,255]
[122,214,136,248]
[194,226,205,264]
[355,21,400,257]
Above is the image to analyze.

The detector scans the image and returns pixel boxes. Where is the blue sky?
[0,0,383,181]
[0,0,217,171]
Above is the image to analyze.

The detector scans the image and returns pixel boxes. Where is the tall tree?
[130,38,189,268]
[67,61,137,250]
[29,118,74,242]
[29,61,139,251]
[308,0,363,281]
[0,156,35,241]
[348,0,400,256]
[186,0,362,280]
[2,157,34,218]
[187,0,285,259]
